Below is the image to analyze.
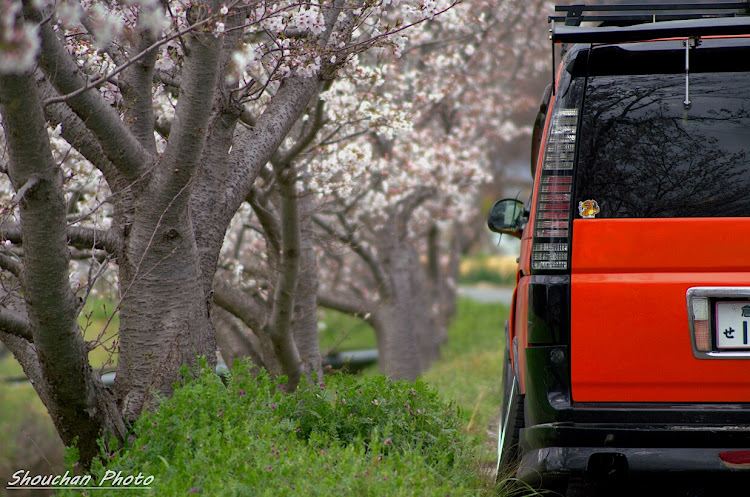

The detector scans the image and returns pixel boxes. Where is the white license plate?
[715,301,750,349]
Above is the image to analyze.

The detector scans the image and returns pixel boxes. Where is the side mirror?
[487,198,526,238]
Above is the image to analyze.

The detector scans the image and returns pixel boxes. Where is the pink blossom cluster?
[290,7,326,35]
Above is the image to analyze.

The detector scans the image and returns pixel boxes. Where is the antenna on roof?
[548,2,750,93]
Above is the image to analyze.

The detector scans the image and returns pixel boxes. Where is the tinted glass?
[576,72,750,218]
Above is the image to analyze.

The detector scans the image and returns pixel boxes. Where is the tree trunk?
[291,192,323,379]
[372,236,424,381]
[265,170,303,389]
[114,197,215,422]
[113,11,222,422]
[427,222,464,347]
[0,72,125,466]
[371,304,421,382]
[412,267,441,367]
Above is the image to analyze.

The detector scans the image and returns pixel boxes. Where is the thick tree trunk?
[0,72,125,466]
[115,198,215,421]
[371,304,421,382]
[113,10,222,421]
[372,237,424,381]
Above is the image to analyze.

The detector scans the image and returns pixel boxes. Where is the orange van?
[488,3,750,495]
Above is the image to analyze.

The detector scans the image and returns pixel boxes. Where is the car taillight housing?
[532,108,577,270]
[691,297,711,352]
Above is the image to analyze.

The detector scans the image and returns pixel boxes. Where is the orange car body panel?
[571,218,750,402]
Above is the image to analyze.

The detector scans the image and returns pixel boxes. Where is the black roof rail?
[552,17,750,44]
[549,3,750,44]
[551,3,750,26]
[546,3,750,95]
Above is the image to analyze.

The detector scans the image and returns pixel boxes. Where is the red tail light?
[532,108,578,271]
[719,450,750,469]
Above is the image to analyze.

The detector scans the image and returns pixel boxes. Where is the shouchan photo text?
[6,469,154,490]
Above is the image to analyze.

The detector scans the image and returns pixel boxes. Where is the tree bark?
[265,170,303,389]
[371,231,423,381]
[212,279,283,376]
[114,8,222,421]
[0,71,125,466]
[290,190,323,378]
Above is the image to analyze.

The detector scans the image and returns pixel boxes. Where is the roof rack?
[547,3,750,96]
[551,3,750,26]
[550,3,750,44]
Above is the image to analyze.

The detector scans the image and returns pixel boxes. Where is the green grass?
[424,298,507,493]
[319,298,510,492]
[0,379,66,496]
[424,298,506,437]
[317,309,376,353]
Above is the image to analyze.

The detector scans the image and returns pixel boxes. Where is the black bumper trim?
[522,422,750,451]
[518,446,750,485]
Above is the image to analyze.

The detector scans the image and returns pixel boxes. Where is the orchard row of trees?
[0,0,548,466]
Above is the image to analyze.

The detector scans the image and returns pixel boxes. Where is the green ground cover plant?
[58,361,480,496]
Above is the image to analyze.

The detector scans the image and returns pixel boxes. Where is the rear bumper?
[519,422,750,485]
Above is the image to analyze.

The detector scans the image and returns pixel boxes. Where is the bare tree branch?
[67,226,121,253]
[247,188,282,254]
[156,10,223,202]
[79,15,126,68]
[43,9,221,107]
[222,0,348,226]
[0,253,22,278]
[40,78,132,193]
[0,223,120,254]
[396,187,434,228]
[317,290,373,321]
[120,14,159,154]
[212,278,266,333]
[0,307,33,342]
[213,306,266,371]
[272,85,331,168]
[10,174,42,207]
[223,75,324,226]
[27,5,153,182]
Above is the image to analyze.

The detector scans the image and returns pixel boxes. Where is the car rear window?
[575,71,750,218]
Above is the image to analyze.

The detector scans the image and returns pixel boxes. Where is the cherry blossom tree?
[212,0,550,380]
[0,0,458,465]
